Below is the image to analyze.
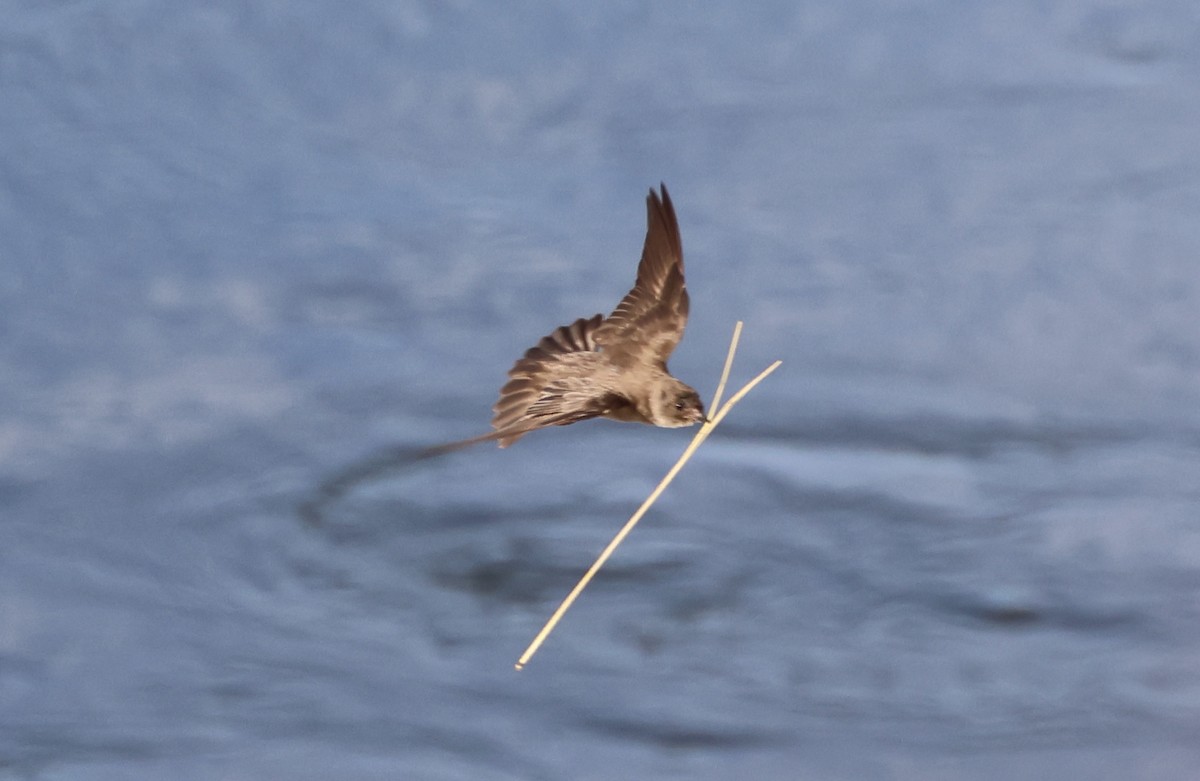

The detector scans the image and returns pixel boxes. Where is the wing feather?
[593,184,689,367]
[491,315,627,447]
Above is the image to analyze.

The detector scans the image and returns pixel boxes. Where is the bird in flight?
[432,184,705,454]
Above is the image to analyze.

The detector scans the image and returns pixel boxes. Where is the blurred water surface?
[2,2,1199,779]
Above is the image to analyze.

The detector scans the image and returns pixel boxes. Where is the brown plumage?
[430,184,704,455]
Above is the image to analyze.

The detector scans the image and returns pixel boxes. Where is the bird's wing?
[491,315,629,447]
[593,184,689,367]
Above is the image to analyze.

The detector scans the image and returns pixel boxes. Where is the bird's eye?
[674,400,686,411]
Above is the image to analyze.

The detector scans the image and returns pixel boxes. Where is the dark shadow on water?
[299,420,584,526]
[298,444,445,528]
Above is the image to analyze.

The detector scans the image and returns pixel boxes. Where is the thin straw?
[515,322,780,669]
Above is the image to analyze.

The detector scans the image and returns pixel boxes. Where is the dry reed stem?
[515,321,781,670]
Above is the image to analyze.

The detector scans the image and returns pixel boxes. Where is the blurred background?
[2,2,1199,778]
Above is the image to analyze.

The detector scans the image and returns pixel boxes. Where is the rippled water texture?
[3,3,1199,779]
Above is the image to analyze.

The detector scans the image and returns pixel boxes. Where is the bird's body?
[432,184,704,454]
[305,185,703,519]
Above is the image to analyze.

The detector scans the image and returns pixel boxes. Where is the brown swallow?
[431,184,705,454]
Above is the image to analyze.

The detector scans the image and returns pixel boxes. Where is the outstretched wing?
[491,315,629,447]
[593,183,689,367]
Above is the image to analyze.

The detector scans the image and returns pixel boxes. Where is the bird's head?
[651,378,706,428]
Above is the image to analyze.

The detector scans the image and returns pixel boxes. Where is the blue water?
[3,3,1199,779]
